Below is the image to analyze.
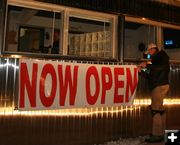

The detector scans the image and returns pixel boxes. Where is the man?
[51,30,60,54]
[139,43,170,143]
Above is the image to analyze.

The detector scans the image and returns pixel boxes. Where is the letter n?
[125,67,138,102]
[19,63,38,108]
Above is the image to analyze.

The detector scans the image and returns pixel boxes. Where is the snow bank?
[98,136,147,145]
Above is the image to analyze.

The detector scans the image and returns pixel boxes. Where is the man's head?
[147,43,158,55]
[54,30,60,42]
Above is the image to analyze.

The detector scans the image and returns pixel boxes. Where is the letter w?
[58,65,78,106]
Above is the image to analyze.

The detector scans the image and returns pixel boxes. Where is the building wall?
[0,2,180,144]
[165,48,180,61]
[36,0,180,25]
[0,57,180,145]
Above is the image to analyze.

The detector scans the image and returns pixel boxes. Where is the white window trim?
[7,0,118,59]
[125,16,180,30]
[61,10,69,55]
[125,16,180,50]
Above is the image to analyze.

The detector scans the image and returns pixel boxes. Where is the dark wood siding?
[36,0,180,25]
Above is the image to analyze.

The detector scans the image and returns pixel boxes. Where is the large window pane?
[68,16,112,58]
[124,21,156,59]
[163,28,180,60]
[6,5,62,54]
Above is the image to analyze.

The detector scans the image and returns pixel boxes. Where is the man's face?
[148,47,157,55]
[54,32,60,41]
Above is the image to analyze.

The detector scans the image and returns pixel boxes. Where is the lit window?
[5,5,62,54]
[68,14,113,58]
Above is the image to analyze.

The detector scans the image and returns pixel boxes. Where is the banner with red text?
[18,59,138,110]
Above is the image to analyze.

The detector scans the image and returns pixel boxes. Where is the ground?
[98,136,165,145]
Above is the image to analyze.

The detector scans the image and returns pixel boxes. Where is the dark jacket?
[51,41,59,54]
[147,50,170,89]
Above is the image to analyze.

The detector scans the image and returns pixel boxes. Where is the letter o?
[40,64,57,107]
[86,66,100,105]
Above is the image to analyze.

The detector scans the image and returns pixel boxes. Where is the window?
[5,5,62,54]
[163,27,180,60]
[68,15,113,58]
[163,28,180,49]
[124,21,156,59]
[4,1,117,59]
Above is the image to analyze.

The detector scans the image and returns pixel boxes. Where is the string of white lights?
[0,99,179,116]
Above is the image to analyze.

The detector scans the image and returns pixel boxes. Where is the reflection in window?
[18,27,44,53]
[124,21,156,59]
[163,28,180,60]
[68,16,112,58]
[163,28,180,49]
[6,5,62,54]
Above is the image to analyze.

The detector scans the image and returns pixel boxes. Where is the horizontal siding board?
[35,0,180,24]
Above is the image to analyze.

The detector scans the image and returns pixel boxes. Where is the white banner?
[18,59,138,110]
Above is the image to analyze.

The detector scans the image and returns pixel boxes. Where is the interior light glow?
[134,98,180,106]
[0,106,140,117]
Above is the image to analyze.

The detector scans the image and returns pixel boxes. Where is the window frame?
[125,16,180,51]
[3,0,118,60]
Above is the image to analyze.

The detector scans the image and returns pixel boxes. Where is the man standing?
[139,43,170,143]
[51,30,60,54]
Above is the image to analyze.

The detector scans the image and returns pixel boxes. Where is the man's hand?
[138,62,147,72]
[140,62,147,68]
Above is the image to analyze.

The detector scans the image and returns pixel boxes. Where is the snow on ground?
[98,136,147,145]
